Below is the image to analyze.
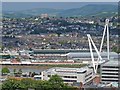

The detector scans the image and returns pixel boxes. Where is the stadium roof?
[102,60,118,66]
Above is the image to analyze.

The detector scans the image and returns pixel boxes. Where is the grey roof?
[67,52,118,57]
[45,66,89,73]
[102,60,118,66]
[34,49,91,54]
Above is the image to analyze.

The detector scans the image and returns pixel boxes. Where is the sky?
[2,2,118,11]
[2,0,120,2]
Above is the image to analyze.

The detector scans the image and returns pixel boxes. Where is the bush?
[1,67,10,75]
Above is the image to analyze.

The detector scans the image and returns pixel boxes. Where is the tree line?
[1,75,78,90]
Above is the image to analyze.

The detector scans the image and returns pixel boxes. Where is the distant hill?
[3,4,117,18]
[21,8,63,16]
[3,8,63,18]
[58,4,117,17]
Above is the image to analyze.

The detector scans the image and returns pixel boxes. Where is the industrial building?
[101,60,118,83]
[42,66,94,85]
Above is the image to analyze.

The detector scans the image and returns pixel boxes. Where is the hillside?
[3,4,117,18]
[3,8,62,18]
[58,4,117,17]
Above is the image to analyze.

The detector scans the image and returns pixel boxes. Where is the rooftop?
[67,52,118,57]
[45,66,91,73]
[102,60,118,66]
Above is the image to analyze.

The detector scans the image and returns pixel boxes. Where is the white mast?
[87,34,102,74]
[87,19,110,74]
[106,19,110,60]
[95,19,110,72]
[87,34,96,74]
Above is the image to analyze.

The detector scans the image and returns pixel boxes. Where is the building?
[34,75,43,80]
[33,49,119,64]
[42,66,94,85]
[41,14,48,18]
[101,60,118,83]
[67,52,118,61]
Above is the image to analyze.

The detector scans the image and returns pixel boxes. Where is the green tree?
[1,67,10,75]
[13,69,16,74]
[48,74,77,90]
[112,46,120,54]
[18,69,22,75]
[2,79,23,90]
[48,74,64,89]
[49,74,63,84]
[34,80,52,90]
[2,78,77,90]
[20,78,35,89]
[31,72,36,77]
[0,45,4,51]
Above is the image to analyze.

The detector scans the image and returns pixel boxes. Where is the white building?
[42,66,94,85]
[101,60,118,83]
[34,75,43,80]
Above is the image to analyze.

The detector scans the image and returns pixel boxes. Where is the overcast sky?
[2,0,120,2]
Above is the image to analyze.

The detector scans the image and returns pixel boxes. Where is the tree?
[13,69,17,76]
[29,72,32,77]
[48,74,64,89]
[34,80,52,90]
[13,69,16,74]
[1,67,10,75]
[112,46,120,54]
[48,74,77,90]
[31,72,36,77]
[0,45,4,51]
[18,69,22,77]
[2,79,23,90]
[49,74,63,84]
[20,78,35,89]
[2,78,77,90]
